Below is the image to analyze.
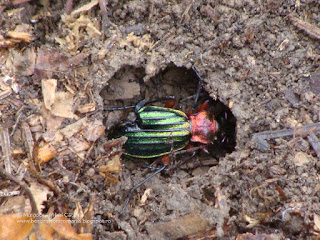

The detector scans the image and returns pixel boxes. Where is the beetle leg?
[142,165,167,171]
[170,151,197,172]
[119,164,168,216]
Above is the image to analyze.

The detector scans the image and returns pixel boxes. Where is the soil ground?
[1,0,320,239]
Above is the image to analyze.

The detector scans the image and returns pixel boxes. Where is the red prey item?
[190,111,219,144]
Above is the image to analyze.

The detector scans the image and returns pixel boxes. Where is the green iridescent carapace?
[110,106,191,158]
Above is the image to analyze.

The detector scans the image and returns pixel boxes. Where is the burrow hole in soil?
[100,64,237,158]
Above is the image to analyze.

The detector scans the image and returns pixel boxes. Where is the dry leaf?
[82,202,94,233]
[34,48,69,80]
[74,202,84,220]
[69,136,90,152]
[77,103,96,114]
[42,79,57,110]
[140,188,152,205]
[99,155,122,186]
[99,155,122,173]
[60,117,88,138]
[0,214,33,240]
[51,91,75,118]
[71,0,99,16]
[84,119,106,142]
[39,221,55,240]
[7,31,33,42]
[29,181,50,212]
[50,215,93,240]
[37,143,57,164]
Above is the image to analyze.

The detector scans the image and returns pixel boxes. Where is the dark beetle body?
[112,105,192,158]
[109,97,236,159]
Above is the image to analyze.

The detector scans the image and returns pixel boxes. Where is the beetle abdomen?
[123,106,191,158]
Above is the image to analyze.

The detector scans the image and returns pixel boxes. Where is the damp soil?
[1,0,320,239]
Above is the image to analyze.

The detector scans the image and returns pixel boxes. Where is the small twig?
[22,122,34,159]
[307,131,320,159]
[289,15,320,41]
[148,0,154,23]
[180,1,193,24]
[0,127,12,174]
[10,106,24,136]
[252,122,320,156]
[65,0,73,14]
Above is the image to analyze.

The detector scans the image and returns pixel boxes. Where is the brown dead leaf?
[99,155,122,173]
[60,117,88,138]
[51,91,75,118]
[71,0,99,16]
[82,201,94,233]
[42,105,64,134]
[83,119,106,142]
[29,181,50,212]
[39,221,55,240]
[37,143,57,164]
[34,48,69,80]
[140,188,152,206]
[99,155,122,186]
[42,79,57,111]
[49,215,93,240]
[74,202,84,221]
[0,214,33,240]
[77,103,96,114]
[69,136,90,152]
[7,31,33,42]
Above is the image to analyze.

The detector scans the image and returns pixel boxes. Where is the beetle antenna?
[119,164,168,216]
[191,66,203,111]
[103,105,136,111]
[104,96,176,111]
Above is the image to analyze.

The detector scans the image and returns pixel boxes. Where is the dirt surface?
[1,0,320,239]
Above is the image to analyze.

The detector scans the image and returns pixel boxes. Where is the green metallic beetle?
[110,100,194,158]
[105,68,236,215]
